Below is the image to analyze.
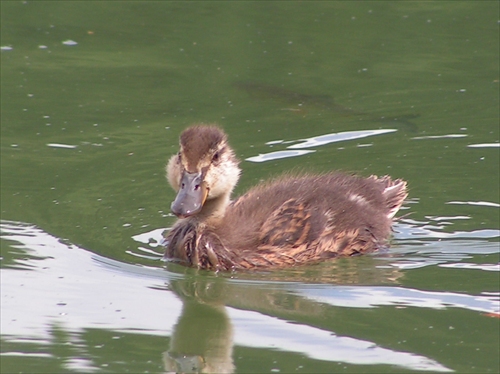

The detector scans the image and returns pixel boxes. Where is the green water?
[1,1,499,373]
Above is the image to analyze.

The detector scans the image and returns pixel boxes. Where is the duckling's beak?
[171,171,208,218]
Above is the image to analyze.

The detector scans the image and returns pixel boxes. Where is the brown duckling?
[163,124,408,271]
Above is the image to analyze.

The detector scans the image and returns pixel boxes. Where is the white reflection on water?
[439,263,500,271]
[0,220,472,372]
[389,219,499,270]
[286,129,397,149]
[296,286,499,314]
[394,221,500,240]
[467,143,500,148]
[245,129,396,162]
[446,200,500,208]
[425,215,471,222]
[227,308,452,372]
[245,149,315,163]
[46,143,78,149]
[411,134,468,140]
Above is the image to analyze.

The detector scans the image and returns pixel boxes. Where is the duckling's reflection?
[163,257,403,374]
[163,276,234,374]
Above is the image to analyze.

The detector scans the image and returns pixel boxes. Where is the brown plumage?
[163,124,408,271]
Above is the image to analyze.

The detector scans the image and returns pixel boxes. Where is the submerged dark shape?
[163,124,408,271]
[234,81,420,132]
[234,81,352,113]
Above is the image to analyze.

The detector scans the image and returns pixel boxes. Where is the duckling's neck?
[190,193,230,226]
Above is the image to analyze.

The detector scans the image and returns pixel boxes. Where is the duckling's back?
[215,173,407,268]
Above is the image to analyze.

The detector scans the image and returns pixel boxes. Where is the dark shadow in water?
[234,81,420,133]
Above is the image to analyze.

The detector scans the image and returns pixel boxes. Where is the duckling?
[163,124,408,271]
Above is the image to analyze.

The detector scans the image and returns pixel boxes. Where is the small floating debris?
[62,40,78,46]
[246,150,315,163]
[1,46,13,51]
[467,143,499,148]
[38,45,48,49]
[47,143,77,149]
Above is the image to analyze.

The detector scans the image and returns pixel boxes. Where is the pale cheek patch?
[205,160,240,199]
[166,155,181,191]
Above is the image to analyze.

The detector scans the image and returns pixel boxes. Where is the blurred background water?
[1,1,499,373]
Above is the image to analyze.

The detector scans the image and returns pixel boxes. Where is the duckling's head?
[166,125,241,218]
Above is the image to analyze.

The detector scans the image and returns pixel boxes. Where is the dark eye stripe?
[212,146,226,163]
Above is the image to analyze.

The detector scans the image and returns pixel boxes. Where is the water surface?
[1,2,499,373]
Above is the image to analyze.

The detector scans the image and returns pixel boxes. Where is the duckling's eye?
[177,152,181,163]
[212,152,220,163]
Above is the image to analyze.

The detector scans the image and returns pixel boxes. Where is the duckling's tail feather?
[381,178,408,219]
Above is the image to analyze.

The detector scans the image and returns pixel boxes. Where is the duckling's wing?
[256,197,368,265]
[259,198,311,248]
